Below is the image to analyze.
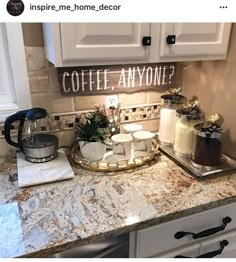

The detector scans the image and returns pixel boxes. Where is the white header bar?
[0,0,235,22]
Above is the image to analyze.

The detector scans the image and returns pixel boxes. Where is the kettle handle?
[4,110,29,148]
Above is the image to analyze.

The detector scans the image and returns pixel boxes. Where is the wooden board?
[58,63,177,96]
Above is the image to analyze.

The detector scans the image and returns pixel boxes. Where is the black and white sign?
[58,63,177,96]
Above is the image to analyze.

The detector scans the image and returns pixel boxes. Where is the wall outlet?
[106,95,119,109]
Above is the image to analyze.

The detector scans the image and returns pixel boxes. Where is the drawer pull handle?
[175,240,229,258]
[174,216,232,240]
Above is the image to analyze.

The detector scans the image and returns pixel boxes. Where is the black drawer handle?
[175,240,229,258]
[174,216,232,240]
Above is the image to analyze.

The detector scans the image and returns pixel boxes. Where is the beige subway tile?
[56,130,76,147]
[28,68,50,94]
[31,94,53,114]
[147,90,166,104]
[52,97,74,114]
[74,95,107,110]
[48,66,62,98]
[25,46,50,71]
[119,92,147,106]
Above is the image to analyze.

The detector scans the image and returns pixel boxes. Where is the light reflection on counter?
[125,216,140,225]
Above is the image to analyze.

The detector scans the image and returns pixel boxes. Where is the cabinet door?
[158,243,200,258]
[160,23,231,57]
[135,202,236,258]
[200,230,236,258]
[60,23,150,61]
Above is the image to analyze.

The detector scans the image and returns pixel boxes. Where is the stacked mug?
[111,124,155,159]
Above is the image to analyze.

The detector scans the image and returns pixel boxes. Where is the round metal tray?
[71,139,159,172]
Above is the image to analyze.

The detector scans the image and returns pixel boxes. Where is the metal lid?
[194,123,222,139]
[161,94,186,106]
[176,108,202,121]
[22,134,58,148]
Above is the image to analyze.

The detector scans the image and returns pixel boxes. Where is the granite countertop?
[1,153,236,257]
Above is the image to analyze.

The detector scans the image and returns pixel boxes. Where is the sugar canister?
[174,101,203,157]
[158,88,186,145]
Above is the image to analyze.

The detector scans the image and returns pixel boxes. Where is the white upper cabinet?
[43,23,154,67]
[43,23,232,67]
[60,23,150,61]
[159,23,232,61]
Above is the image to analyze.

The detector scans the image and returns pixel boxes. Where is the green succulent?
[76,111,110,144]
[87,111,110,128]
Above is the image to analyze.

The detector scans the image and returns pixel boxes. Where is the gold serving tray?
[71,139,159,172]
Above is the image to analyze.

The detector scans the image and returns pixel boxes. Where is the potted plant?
[76,109,110,162]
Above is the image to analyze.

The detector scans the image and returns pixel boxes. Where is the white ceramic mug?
[133,131,155,153]
[111,134,133,157]
[123,124,143,135]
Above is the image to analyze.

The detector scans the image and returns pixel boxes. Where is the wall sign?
[58,63,177,96]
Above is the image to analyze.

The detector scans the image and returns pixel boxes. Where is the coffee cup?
[133,131,154,153]
[123,124,143,135]
[111,134,133,157]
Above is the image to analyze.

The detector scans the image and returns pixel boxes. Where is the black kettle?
[4,108,59,163]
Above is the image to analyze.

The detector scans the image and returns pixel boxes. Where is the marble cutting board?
[17,150,75,187]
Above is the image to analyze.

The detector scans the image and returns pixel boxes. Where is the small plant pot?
[79,141,106,162]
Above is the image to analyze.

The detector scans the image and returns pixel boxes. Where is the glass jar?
[192,123,222,167]
[158,94,186,145]
[174,109,203,157]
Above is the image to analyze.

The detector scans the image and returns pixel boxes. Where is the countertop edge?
[19,196,236,258]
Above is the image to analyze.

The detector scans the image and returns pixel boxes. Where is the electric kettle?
[4,108,59,163]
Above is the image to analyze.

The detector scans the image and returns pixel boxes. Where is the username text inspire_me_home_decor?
[58,63,177,96]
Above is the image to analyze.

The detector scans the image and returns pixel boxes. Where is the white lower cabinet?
[130,202,236,258]
[158,243,200,258]
[155,230,236,258]
[199,230,236,258]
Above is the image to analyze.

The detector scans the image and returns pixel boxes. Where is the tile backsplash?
[0,40,182,157]
[0,103,160,138]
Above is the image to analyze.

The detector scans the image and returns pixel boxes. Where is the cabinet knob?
[166,35,176,45]
[142,36,152,46]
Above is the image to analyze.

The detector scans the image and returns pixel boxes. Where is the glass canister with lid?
[158,88,186,145]
[192,114,223,167]
[174,101,204,157]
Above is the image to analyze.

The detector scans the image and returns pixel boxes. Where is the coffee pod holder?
[70,138,159,173]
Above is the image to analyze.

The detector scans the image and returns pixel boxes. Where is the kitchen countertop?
[1,152,236,257]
